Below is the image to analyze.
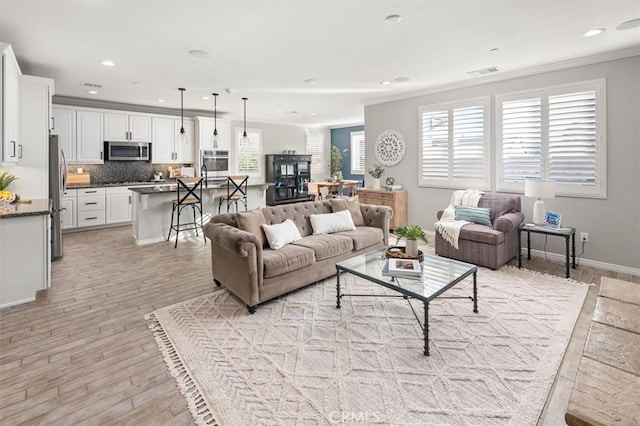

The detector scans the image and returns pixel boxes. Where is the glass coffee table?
[335,248,478,356]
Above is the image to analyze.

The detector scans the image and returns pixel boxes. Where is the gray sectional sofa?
[203,199,392,313]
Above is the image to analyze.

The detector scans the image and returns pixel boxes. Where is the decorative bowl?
[385,246,424,263]
[0,192,16,205]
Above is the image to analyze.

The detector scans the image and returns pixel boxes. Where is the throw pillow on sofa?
[329,196,365,226]
[455,205,492,226]
[236,209,268,248]
[261,219,302,250]
[310,210,356,235]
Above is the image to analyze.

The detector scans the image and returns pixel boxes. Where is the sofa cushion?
[310,210,356,235]
[262,244,315,278]
[335,226,384,251]
[236,209,267,248]
[291,234,354,261]
[329,196,365,226]
[458,224,505,245]
[455,206,492,226]
[478,195,520,224]
[262,219,302,250]
[262,201,333,237]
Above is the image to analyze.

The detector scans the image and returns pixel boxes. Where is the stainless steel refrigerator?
[49,135,67,260]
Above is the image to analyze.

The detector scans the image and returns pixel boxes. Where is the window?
[305,129,325,176]
[235,127,262,178]
[496,79,606,198]
[350,131,365,175]
[418,97,490,190]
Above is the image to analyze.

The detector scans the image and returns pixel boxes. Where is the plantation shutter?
[500,98,542,183]
[420,110,449,181]
[236,128,261,176]
[306,130,325,175]
[350,131,365,174]
[453,106,485,180]
[548,91,597,187]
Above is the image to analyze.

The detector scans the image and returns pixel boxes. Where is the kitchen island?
[0,199,51,307]
[129,182,270,245]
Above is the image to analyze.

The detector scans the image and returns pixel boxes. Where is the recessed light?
[582,28,605,37]
[380,80,392,85]
[304,78,319,85]
[309,112,317,116]
[101,60,115,67]
[87,90,98,94]
[616,18,640,31]
[385,14,402,24]
[489,47,500,52]
[202,96,210,100]
[393,77,409,83]
[188,49,210,58]
[157,98,165,103]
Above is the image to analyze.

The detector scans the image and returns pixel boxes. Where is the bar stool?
[218,175,248,213]
[167,177,205,248]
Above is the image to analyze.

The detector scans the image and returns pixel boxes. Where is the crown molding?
[362,47,640,107]
[329,122,365,130]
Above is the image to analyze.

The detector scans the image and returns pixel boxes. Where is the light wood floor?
[1,226,637,425]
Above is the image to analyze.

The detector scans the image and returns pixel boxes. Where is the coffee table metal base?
[336,271,478,356]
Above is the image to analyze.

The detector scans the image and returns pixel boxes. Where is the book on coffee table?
[382,258,422,278]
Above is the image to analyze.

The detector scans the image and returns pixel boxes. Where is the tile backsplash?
[70,162,192,184]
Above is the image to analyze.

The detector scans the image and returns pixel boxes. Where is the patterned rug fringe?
[500,264,595,286]
[146,313,219,426]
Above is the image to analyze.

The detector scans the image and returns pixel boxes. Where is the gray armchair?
[435,194,525,270]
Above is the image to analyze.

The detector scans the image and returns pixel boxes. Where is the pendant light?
[210,93,219,148]
[240,97,250,147]
[176,88,187,144]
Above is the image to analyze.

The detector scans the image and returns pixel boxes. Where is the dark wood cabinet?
[265,154,315,205]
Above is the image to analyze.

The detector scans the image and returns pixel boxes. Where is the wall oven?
[201,149,229,180]
[104,141,150,161]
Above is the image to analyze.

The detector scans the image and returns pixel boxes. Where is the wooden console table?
[355,188,407,230]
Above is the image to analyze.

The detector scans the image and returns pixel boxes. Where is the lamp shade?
[524,179,555,199]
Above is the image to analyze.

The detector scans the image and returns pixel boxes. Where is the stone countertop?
[66,181,170,189]
[0,199,51,219]
[129,182,270,194]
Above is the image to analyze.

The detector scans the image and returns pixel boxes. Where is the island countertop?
[128,182,270,194]
[0,199,51,219]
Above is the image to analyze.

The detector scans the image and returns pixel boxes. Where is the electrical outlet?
[580,232,589,242]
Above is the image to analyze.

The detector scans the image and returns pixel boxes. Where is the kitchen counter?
[129,182,270,194]
[66,181,170,189]
[0,199,51,219]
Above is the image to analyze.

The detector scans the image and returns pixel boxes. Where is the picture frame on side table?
[544,211,562,229]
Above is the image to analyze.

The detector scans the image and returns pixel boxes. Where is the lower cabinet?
[355,188,408,230]
[106,187,132,224]
[77,187,106,227]
[61,188,77,229]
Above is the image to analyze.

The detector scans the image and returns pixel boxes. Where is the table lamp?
[524,179,555,225]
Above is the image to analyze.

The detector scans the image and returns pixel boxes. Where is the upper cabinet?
[152,117,194,164]
[52,107,76,162]
[1,43,21,165]
[76,110,104,163]
[195,117,231,151]
[104,113,151,142]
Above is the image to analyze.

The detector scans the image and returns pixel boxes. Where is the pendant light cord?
[242,97,248,137]
[213,93,218,136]
[179,88,185,134]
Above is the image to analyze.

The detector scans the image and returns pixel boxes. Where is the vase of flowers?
[394,225,428,257]
[368,163,385,189]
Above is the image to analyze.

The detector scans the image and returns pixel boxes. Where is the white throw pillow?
[261,219,302,250]
[310,210,356,235]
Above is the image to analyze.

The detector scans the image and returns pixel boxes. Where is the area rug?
[147,266,589,425]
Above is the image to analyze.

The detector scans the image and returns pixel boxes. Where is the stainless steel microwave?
[104,141,151,161]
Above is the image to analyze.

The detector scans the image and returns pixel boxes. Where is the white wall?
[365,56,640,270]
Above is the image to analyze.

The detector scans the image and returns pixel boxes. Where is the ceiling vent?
[81,82,103,88]
[467,66,499,77]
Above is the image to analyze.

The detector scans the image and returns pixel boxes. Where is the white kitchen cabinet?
[0,213,50,308]
[61,188,77,229]
[77,187,106,227]
[196,117,231,150]
[1,43,21,165]
[152,117,194,164]
[77,110,104,163]
[106,186,132,224]
[52,107,76,163]
[104,113,151,142]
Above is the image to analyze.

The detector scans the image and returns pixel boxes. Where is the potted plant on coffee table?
[394,225,428,258]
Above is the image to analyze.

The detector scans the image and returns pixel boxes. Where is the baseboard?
[423,230,639,276]
[521,248,640,276]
